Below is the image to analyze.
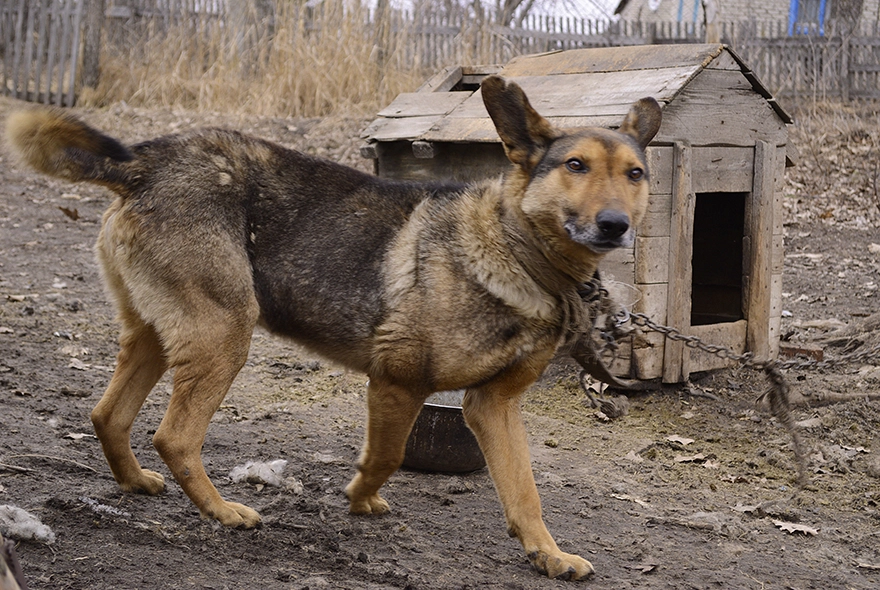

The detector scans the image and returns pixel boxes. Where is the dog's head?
[481,75,661,275]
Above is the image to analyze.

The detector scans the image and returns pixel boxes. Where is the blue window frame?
[788,0,829,35]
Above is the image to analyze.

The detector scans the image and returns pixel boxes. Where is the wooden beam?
[663,141,695,383]
[746,141,776,361]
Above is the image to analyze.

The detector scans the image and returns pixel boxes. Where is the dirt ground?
[1,95,879,590]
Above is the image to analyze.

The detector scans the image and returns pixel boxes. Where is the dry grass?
[784,100,880,226]
[79,2,438,117]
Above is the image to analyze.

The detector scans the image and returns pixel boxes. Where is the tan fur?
[5,76,661,580]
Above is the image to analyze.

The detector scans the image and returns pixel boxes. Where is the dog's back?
[7,109,477,370]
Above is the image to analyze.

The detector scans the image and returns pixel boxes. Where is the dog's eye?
[565,158,587,173]
[628,167,645,181]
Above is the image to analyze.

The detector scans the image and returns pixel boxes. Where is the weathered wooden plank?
[376,140,508,183]
[647,146,673,194]
[55,0,74,106]
[21,0,36,101]
[500,43,725,77]
[773,149,786,235]
[377,91,471,118]
[632,282,668,380]
[772,234,784,274]
[420,114,634,143]
[361,115,443,142]
[600,246,635,286]
[10,0,26,99]
[67,0,86,106]
[44,0,60,104]
[704,50,741,71]
[656,69,788,147]
[448,69,695,120]
[691,146,755,193]
[689,320,747,372]
[663,141,695,383]
[640,193,672,238]
[635,236,669,285]
[415,65,462,93]
[33,0,53,103]
[745,140,775,361]
[632,331,665,380]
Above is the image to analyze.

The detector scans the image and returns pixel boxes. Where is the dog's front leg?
[345,377,425,514]
[462,366,594,581]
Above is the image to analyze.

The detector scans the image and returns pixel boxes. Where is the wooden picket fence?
[1,0,879,107]
[0,0,91,106]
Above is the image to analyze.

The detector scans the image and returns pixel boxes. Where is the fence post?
[840,35,850,102]
[82,0,105,90]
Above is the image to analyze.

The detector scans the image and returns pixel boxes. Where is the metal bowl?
[402,390,486,473]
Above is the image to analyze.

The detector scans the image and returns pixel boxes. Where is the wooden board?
[635,236,670,284]
[447,68,697,120]
[500,44,725,77]
[376,140,508,183]
[377,91,471,118]
[420,115,624,143]
[745,140,776,361]
[361,115,443,142]
[600,246,635,286]
[656,69,788,148]
[663,141,695,383]
[647,147,673,194]
[689,320,747,372]
[691,147,755,193]
[416,66,463,93]
[639,192,672,238]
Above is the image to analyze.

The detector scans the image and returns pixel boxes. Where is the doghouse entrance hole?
[691,192,747,326]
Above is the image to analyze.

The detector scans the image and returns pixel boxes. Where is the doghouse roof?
[362,43,792,146]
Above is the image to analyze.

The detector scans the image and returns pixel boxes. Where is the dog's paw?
[206,501,262,529]
[347,493,390,515]
[528,550,594,581]
[119,469,165,495]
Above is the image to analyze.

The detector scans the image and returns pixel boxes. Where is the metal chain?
[625,310,880,371]
[580,281,880,489]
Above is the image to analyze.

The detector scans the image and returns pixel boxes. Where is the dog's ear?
[481,75,560,173]
[618,97,662,150]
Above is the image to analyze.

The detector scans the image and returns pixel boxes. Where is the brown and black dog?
[6,76,660,580]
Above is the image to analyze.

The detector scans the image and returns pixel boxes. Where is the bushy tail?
[5,108,135,191]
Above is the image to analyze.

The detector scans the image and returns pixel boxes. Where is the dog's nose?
[595,210,630,240]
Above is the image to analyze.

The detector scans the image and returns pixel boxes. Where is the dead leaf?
[0,326,13,334]
[795,417,823,428]
[773,520,819,536]
[611,493,650,507]
[857,562,880,570]
[674,453,706,463]
[68,358,91,371]
[666,435,695,446]
[65,432,96,440]
[58,206,79,221]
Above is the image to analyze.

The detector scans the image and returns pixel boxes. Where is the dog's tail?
[6,108,135,192]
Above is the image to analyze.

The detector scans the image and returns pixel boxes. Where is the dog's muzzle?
[564,210,634,253]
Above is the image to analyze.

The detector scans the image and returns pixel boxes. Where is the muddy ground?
[1,96,879,590]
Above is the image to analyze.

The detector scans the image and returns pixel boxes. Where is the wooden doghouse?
[361,44,793,383]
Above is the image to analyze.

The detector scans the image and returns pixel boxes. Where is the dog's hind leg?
[345,377,426,514]
[91,310,168,495]
[462,357,594,581]
[151,305,260,528]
